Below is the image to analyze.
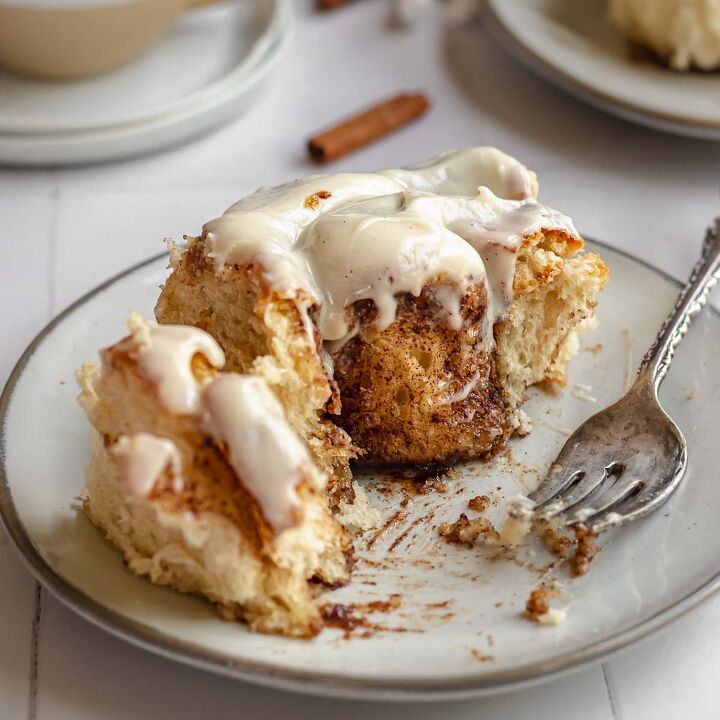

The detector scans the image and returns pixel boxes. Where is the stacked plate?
[0,0,291,166]
[484,0,720,140]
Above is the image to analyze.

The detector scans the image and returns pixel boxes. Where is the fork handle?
[637,218,720,390]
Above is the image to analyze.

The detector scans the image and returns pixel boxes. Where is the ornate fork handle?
[638,218,720,390]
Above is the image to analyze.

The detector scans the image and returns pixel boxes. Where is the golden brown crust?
[84,216,608,638]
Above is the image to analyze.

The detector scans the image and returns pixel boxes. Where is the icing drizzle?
[112,432,182,497]
[202,147,577,345]
[126,313,225,414]
[201,374,307,532]
[109,317,308,533]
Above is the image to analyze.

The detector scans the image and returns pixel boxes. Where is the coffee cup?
[0,0,224,79]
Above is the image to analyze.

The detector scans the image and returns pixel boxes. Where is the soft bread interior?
[77,343,351,638]
[496,232,608,409]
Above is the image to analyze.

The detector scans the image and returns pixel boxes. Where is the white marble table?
[2,3,720,718]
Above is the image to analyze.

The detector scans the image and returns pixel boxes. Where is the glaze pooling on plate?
[203,147,577,345]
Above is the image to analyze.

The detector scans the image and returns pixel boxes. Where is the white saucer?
[484,0,720,140]
[0,0,291,166]
[2,240,720,701]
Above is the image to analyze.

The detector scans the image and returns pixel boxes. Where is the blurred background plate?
[483,0,720,141]
[0,0,291,166]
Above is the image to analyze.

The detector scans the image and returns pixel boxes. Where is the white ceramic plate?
[2,240,720,701]
[483,0,720,140]
[0,0,290,166]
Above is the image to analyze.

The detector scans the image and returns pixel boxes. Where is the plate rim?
[482,0,720,141]
[1,238,720,701]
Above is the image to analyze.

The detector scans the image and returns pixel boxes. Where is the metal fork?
[527,219,720,533]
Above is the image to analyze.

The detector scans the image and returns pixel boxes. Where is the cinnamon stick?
[317,0,351,9]
[307,92,431,164]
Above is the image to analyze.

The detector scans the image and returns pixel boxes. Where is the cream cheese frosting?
[125,313,225,414]
[110,316,310,533]
[202,147,577,346]
[202,374,308,532]
[610,0,720,70]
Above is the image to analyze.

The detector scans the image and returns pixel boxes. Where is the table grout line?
[602,663,622,720]
[46,189,61,318]
[26,584,44,720]
[27,187,59,720]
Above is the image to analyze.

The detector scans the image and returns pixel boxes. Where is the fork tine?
[565,476,644,526]
[534,471,607,519]
[587,475,681,532]
[529,466,582,506]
